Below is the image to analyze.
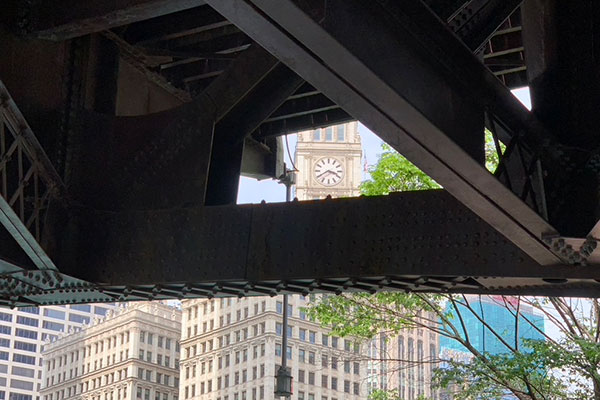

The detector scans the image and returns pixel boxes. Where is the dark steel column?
[205,64,303,205]
[522,0,600,236]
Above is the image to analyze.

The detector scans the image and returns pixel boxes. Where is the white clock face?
[314,157,344,186]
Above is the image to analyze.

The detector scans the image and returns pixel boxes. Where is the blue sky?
[237,87,532,204]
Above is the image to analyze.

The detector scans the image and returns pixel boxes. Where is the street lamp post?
[275,167,294,398]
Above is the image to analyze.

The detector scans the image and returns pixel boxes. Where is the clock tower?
[294,121,362,200]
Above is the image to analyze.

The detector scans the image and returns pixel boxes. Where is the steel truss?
[1,0,600,305]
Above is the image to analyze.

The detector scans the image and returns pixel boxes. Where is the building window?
[308,351,315,365]
[337,125,345,141]
[313,129,321,141]
[308,372,315,385]
[299,349,305,363]
[321,375,328,388]
[331,337,338,348]
[344,380,350,393]
[276,302,282,314]
[140,332,145,343]
[276,323,282,336]
[16,316,38,327]
[309,331,316,344]
[0,312,12,322]
[11,366,34,378]
[43,309,65,319]
[331,377,337,391]
[298,370,305,383]
[275,344,281,357]
[94,306,108,315]
[71,304,91,312]
[299,309,306,320]
[325,127,333,141]
[68,314,89,324]
[344,361,350,373]
[14,341,36,352]
[12,353,36,365]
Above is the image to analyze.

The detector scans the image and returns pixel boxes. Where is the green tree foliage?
[360,144,439,195]
[361,130,503,195]
[309,138,600,400]
[309,294,600,399]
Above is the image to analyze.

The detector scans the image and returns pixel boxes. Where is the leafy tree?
[361,130,502,195]
[309,139,600,400]
[360,143,439,195]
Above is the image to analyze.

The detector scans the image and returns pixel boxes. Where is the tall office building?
[366,316,439,400]
[439,295,545,356]
[0,304,117,400]
[180,296,366,400]
[438,295,545,400]
[40,302,181,400]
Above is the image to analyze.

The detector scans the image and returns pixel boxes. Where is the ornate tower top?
[295,122,363,200]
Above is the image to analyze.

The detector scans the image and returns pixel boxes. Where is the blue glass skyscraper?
[439,295,545,356]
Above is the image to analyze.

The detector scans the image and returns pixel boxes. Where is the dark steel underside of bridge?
[0,0,599,306]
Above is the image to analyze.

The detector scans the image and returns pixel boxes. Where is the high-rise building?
[439,295,545,356]
[438,295,545,400]
[294,122,363,200]
[0,304,117,400]
[40,303,181,400]
[180,296,366,400]
[366,317,439,400]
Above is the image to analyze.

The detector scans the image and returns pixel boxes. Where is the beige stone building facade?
[180,296,366,400]
[366,318,439,400]
[0,304,117,400]
[40,303,181,400]
[294,122,362,200]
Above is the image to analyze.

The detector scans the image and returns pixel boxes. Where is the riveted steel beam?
[42,190,600,302]
[449,0,523,52]
[204,0,562,267]
[123,5,228,45]
[26,0,207,41]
